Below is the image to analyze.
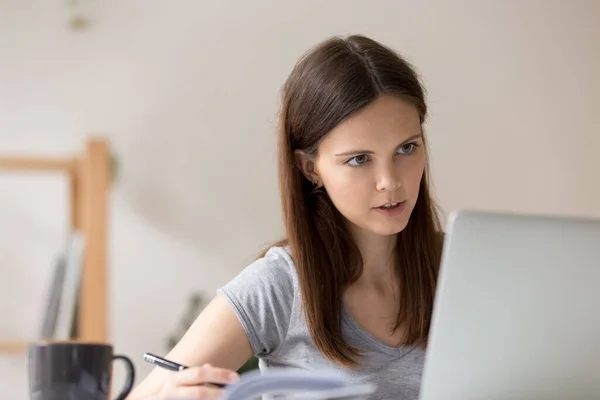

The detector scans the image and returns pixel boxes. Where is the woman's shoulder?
[217,244,298,356]
[261,244,295,271]
[219,244,298,297]
[252,244,298,288]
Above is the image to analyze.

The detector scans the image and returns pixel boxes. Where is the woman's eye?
[397,142,419,155]
[346,154,370,166]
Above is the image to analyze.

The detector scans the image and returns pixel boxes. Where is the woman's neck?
[350,227,398,290]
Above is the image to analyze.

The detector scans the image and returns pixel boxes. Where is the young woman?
[128,33,443,400]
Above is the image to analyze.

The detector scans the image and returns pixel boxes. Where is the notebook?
[220,368,376,400]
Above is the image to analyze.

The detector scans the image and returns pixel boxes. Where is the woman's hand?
[155,363,239,399]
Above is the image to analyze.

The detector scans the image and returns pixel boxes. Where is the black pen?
[143,352,226,388]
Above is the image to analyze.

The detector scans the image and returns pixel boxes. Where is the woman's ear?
[294,150,320,186]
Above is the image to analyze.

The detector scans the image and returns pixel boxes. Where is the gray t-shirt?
[217,246,425,400]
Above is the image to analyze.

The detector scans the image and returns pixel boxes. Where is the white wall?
[1,0,598,396]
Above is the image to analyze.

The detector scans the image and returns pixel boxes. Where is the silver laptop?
[420,210,600,400]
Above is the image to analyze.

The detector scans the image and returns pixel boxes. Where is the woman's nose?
[375,165,402,192]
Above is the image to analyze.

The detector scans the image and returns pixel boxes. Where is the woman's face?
[298,95,426,237]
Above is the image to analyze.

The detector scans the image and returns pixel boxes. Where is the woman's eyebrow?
[334,134,423,157]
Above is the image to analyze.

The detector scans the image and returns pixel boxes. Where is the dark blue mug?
[28,342,135,400]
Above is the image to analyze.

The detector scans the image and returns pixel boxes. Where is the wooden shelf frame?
[0,138,111,353]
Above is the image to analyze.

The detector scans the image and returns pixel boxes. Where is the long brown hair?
[270,34,443,367]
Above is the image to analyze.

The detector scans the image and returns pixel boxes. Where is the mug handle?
[112,354,135,400]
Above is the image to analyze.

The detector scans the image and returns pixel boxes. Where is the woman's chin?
[367,219,409,236]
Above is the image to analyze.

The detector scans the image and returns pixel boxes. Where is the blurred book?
[39,231,84,340]
[39,250,66,339]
